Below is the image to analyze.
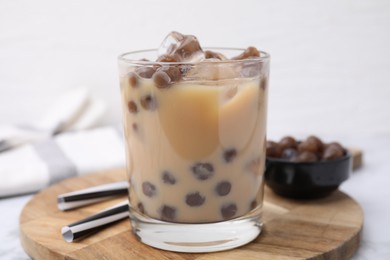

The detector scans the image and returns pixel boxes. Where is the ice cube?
[184,59,219,81]
[157,31,205,62]
[240,60,262,77]
[157,31,184,57]
[184,59,237,81]
[174,35,205,62]
[204,50,228,61]
[219,85,238,105]
[231,46,260,60]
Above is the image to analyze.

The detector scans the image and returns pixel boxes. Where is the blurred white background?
[1,0,389,139]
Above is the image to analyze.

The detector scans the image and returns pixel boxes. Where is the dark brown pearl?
[221,203,237,220]
[279,136,297,150]
[140,95,157,111]
[162,171,176,185]
[142,181,157,197]
[135,67,155,79]
[215,181,232,196]
[250,200,257,210]
[157,54,178,63]
[298,139,319,154]
[160,205,176,221]
[153,70,171,88]
[132,123,138,132]
[185,192,205,207]
[231,46,260,60]
[307,135,324,152]
[282,148,298,160]
[293,151,318,162]
[223,148,237,163]
[174,36,202,60]
[326,142,344,152]
[204,50,226,60]
[157,66,181,82]
[191,162,214,180]
[246,157,261,175]
[266,141,282,158]
[127,72,138,88]
[322,145,344,161]
[137,202,145,214]
[127,101,137,114]
[260,77,268,90]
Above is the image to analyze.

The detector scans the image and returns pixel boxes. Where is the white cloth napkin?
[0,125,126,197]
[0,87,106,152]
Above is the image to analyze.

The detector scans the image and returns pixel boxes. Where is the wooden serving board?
[20,169,363,260]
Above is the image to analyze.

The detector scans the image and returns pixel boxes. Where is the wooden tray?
[20,169,363,260]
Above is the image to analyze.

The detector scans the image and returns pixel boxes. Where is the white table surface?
[1,0,390,259]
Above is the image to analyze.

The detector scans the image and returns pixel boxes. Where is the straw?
[61,200,129,242]
[57,181,128,211]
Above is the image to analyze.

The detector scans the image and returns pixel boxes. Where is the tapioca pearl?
[307,136,325,153]
[132,123,138,132]
[292,151,317,162]
[322,146,344,161]
[298,140,320,155]
[191,162,214,181]
[279,136,297,150]
[215,181,231,196]
[157,54,178,63]
[137,202,145,214]
[153,70,171,88]
[204,50,227,60]
[160,205,176,221]
[282,148,298,160]
[127,101,138,114]
[250,200,257,210]
[266,141,282,158]
[260,77,267,91]
[245,46,261,57]
[232,46,260,60]
[223,149,237,163]
[221,203,238,220]
[158,66,182,82]
[174,36,203,61]
[140,95,158,111]
[225,85,238,100]
[142,181,157,197]
[322,142,344,161]
[135,67,156,79]
[162,171,176,185]
[127,72,139,88]
[185,192,206,207]
[246,157,262,175]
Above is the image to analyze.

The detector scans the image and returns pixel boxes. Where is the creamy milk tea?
[118,31,270,252]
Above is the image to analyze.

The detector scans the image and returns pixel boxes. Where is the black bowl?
[265,151,352,199]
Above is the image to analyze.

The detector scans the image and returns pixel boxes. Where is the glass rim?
[118,47,270,65]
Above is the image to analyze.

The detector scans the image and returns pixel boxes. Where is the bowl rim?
[266,150,351,166]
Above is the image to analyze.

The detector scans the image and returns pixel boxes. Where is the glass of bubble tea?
[118,32,270,253]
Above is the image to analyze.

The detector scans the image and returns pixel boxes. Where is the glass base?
[129,207,263,253]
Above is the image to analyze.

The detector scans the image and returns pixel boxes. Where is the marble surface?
[1,0,390,259]
[0,195,31,260]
